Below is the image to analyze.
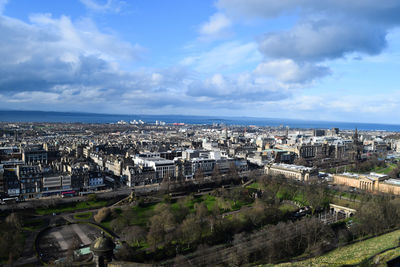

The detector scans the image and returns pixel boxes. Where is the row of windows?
[270,169,301,179]
[89,180,103,185]
[21,179,41,183]
[21,188,38,193]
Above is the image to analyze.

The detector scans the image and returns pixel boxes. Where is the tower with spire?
[352,128,362,161]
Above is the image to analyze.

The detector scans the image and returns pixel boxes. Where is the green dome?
[90,232,115,253]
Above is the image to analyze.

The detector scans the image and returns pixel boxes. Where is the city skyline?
[1,0,400,124]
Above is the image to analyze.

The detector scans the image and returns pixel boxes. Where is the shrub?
[94,207,111,223]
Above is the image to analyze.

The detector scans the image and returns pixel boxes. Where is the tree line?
[0,213,25,266]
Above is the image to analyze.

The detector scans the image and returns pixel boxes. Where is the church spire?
[354,128,358,141]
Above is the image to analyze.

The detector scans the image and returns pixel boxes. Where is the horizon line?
[0,109,399,127]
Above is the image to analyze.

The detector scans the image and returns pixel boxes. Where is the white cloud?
[186,71,291,103]
[6,91,60,103]
[0,12,144,91]
[0,11,322,115]
[254,59,330,83]
[4,1,397,122]
[181,41,261,73]
[216,0,400,63]
[262,91,400,123]
[79,0,125,13]
[27,14,143,62]
[0,0,8,14]
[217,0,400,23]
[259,19,386,61]
[199,13,232,41]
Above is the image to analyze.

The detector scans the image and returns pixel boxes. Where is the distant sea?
[0,110,400,132]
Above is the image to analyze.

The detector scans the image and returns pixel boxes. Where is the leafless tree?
[122,225,146,246]
[194,168,204,183]
[173,254,192,267]
[5,213,21,229]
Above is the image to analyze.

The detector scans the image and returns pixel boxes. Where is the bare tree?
[211,165,222,185]
[5,213,21,229]
[147,214,166,251]
[122,225,146,246]
[147,203,176,250]
[294,157,308,166]
[173,254,192,267]
[228,163,239,181]
[179,214,202,246]
[194,168,205,183]
[110,216,129,234]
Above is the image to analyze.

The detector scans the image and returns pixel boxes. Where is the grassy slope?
[36,200,107,215]
[275,229,400,266]
[372,247,400,266]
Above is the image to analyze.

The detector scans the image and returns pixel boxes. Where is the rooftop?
[271,163,314,172]
[384,179,400,186]
[339,172,388,181]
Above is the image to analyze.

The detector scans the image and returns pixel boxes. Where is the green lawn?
[247,182,264,190]
[170,194,251,214]
[129,203,157,226]
[279,203,298,213]
[333,190,358,200]
[202,195,218,210]
[275,229,400,266]
[247,182,308,206]
[372,163,397,174]
[371,247,400,266]
[292,193,308,206]
[36,200,107,215]
[101,196,223,230]
[101,220,112,229]
[23,218,45,231]
[100,202,159,229]
[73,212,93,220]
[103,194,253,230]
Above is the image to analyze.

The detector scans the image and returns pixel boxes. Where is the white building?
[265,163,318,181]
[133,156,175,180]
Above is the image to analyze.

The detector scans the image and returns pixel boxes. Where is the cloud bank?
[1,1,400,122]
[0,10,314,115]
[217,0,400,62]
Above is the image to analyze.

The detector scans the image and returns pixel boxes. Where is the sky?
[1,0,400,124]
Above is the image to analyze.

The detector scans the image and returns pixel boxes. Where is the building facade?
[333,172,400,195]
[123,165,157,186]
[264,163,318,181]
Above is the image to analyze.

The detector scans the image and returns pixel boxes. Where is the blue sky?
[1,0,400,124]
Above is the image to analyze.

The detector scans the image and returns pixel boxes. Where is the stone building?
[133,156,175,180]
[17,165,43,198]
[123,165,157,186]
[333,172,400,195]
[22,145,48,164]
[264,163,318,182]
[105,157,123,176]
